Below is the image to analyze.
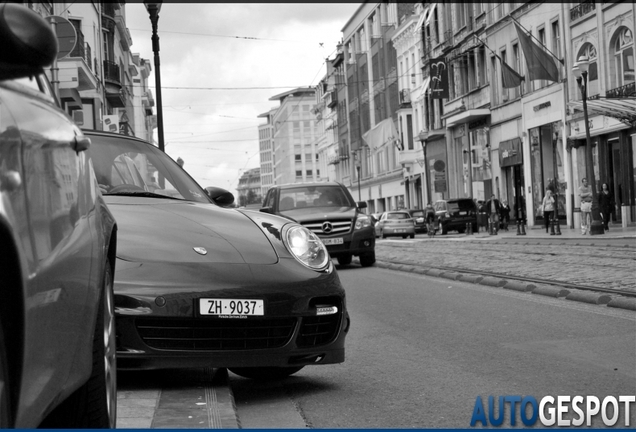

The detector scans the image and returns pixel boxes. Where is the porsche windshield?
[86,133,210,203]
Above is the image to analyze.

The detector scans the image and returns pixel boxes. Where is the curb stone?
[478,276,508,288]
[532,285,571,298]
[565,291,612,305]
[503,280,536,292]
[375,261,635,311]
[607,297,636,311]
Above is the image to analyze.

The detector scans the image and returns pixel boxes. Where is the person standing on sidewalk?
[484,194,501,234]
[579,178,593,235]
[500,200,511,231]
[541,188,555,233]
[598,183,614,231]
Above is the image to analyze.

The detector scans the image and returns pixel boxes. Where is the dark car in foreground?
[375,211,416,239]
[260,182,375,267]
[84,130,349,379]
[0,4,117,427]
[434,198,478,234]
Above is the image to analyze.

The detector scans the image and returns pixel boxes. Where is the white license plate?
[459,211,467,215]
[322,237,343,245]
[416,218,424,223]
[395,229,405,233]
[199,299,264,316]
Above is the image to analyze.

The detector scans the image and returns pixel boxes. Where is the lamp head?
[573,55,589,78]
[144,1,162,14]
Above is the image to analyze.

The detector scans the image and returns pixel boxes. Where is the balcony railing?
[103,60,120,83]
[69,29,85,59]
[606,82,636,98]
[570,1,596,21]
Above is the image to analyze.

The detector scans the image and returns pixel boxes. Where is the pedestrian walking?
[598,183,614,231]
[541,188,555,233]
[484,194,501,234]
[425,202,436,237]
[500,200,511,231]
[579,178,593,234]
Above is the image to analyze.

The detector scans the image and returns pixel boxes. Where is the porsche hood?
[105,197,278,265]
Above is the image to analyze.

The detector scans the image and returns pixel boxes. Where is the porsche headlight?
[284,225,329,270]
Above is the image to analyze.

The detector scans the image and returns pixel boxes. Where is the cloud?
[126,3,360,197]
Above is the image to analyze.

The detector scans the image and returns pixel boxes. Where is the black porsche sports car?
[84,130,350,379]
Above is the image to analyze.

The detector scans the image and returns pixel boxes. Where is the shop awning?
[59,88,82,109]
[568,98,636,127]
[444,108,490,128]
[362,118,400,152]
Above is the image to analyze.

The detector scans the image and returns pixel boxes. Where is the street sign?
[45,16,76,59]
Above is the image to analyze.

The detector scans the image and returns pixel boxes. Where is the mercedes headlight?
[283,225,329,270]
[355,215,372,230]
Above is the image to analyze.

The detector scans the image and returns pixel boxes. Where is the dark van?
[434,198,478,234]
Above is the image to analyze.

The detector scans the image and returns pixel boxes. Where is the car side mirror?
[357,201,367,209]
[0,4,59,80]
[205,186,234,207]
[259,206,273,214]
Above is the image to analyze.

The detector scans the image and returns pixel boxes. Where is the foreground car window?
[86,134,209,203]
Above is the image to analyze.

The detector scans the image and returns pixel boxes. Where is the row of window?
[295,170,321,177]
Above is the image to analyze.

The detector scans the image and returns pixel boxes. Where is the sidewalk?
[464,222,636,241]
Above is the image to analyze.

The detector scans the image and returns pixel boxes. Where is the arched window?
[613,27,634,87]
[577,43,598,97]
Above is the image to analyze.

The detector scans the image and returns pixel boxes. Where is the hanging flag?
[501,58,524,88]
[514,22,559,82]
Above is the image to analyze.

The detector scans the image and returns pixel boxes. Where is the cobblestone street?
[374,227,636,294]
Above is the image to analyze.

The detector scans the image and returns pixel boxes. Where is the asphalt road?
[230,266,636,428]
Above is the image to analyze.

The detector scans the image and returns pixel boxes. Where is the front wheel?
[409,233,415,239]
[229,366,304,380]
[41,260,117,428]
[359,252,376,267]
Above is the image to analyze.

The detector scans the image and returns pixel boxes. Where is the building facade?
[34,2,155,142]
[269,88,321,185]
[236,167,262,207]
[258,108,277,198]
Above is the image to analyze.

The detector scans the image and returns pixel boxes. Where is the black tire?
[381,230,386,239]
[409,234,415,239]
[402,235,407,239]
[41,260,117,428]
[229,366,304,380]
[359,252,376,267]
[337,254,352,266]
[0,321,11,428]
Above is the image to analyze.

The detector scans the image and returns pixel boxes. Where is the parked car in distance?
[261,182,376,267]
[406,208,427,233]
[0,4,117,427]
[84,130,350,380]
[434,198,478,235]
[375,211,416,239]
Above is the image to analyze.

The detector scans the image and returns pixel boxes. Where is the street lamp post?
[144,1,165,152]
[551,129,562,235]
[420,140,431,205]
[572,55,604,235]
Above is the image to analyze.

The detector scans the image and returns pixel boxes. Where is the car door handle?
[72,136,91,152]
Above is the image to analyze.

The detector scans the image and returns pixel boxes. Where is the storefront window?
[530,123,567,221]
[468,128,491,201]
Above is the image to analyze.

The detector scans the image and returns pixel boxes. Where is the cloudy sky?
[124,3,361,197]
